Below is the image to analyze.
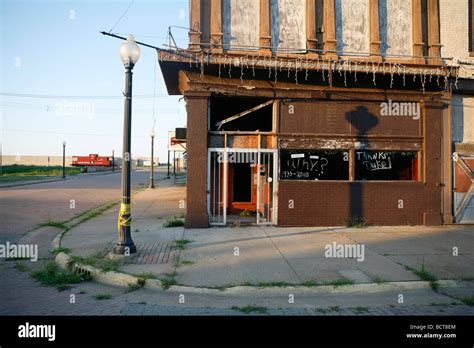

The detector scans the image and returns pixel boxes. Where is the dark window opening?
[421,0,429,58]
[280,149,349,181]
[316,0,324,50]
[355,151,419,181]
[210,96,273,132]
[233,163,252,202]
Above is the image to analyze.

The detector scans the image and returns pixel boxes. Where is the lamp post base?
[149,179,155,189]
[113,243,137,255]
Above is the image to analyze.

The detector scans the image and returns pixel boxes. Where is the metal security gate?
[207,148,277,226]
[208,150,227,225]
[453,152,474,223]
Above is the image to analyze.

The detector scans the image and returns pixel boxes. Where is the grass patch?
[329,306,340,312]
[50,246,71,256]
[461,297,474,306]
[161,278,177,290]
[94,293,112,300]
[323,279,355,288]
[79,290,86,294]
[344,216,368,228]
[405,263,438,291]
[68,251,120,272]
[301,279,318,287]
[138,301,147,305]
[0,165,81,177]
[231,305,267,314]
[163,216,185,228]
[38,219,68,229]
[173,239,191,250]
[239,210,252,217]
[31,261,82,289]
[373,276,387,284]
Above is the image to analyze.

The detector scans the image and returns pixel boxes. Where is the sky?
[1,0,189,162]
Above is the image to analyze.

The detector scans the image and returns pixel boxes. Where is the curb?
[0,177,66,188]
[53,249,459,295]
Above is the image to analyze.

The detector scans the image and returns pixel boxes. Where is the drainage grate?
[133,242,177,265]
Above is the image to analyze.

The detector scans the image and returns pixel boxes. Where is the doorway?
[207,148,277,225]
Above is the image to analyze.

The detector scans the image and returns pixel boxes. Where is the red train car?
[72,154,113,167]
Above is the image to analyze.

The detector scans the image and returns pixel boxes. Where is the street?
[0,169,157,244]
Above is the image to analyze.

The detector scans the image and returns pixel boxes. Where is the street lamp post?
[112,149,115,173]
[62,141,66,179]
[167,150,170,178]
[114,34,140,255]
[149,128,155,189]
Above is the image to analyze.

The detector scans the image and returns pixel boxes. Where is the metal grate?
[133,242,178,265]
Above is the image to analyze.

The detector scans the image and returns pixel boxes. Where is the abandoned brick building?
[158,0,469,228]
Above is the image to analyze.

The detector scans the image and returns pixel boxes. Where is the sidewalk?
[61,183,474,285]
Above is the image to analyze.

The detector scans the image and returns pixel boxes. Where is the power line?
[1,128,167,138]
[109,0,135,33]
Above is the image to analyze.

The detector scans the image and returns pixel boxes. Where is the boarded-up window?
[222,0,260,51]
[335,0,370,56]
[379,0,413,57]
[280,150,349,180]
[355,151,419,181]
[270,0,307,53]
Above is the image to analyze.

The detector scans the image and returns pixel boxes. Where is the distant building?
[159,0,469,227]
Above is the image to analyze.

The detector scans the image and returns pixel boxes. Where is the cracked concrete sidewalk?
[59,178,474,295]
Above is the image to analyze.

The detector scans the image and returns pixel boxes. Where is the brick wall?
[277,181,427,226]
[185,94,209,228]
[276,99,443,226]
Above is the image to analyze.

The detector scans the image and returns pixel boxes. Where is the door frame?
[207,147,278,226]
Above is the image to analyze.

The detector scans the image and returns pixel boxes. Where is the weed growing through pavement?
[322,279,355,288]
[174,239,191,250]
[404,263,438,290]
[38,219,68,229]
[160,270,178,290]
[50,247,71,256]
[461,297,474,306]
[344,216,369,228]
[31,261,83,290]
[231,305,268,314]
[94,293,112,300]
[373,276,387,284]
[163,216,185,228]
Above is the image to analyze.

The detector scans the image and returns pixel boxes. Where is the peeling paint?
[335,0,370,56]
[270,0,307,53]
[222,0,260,51]
[380,0,413,57]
